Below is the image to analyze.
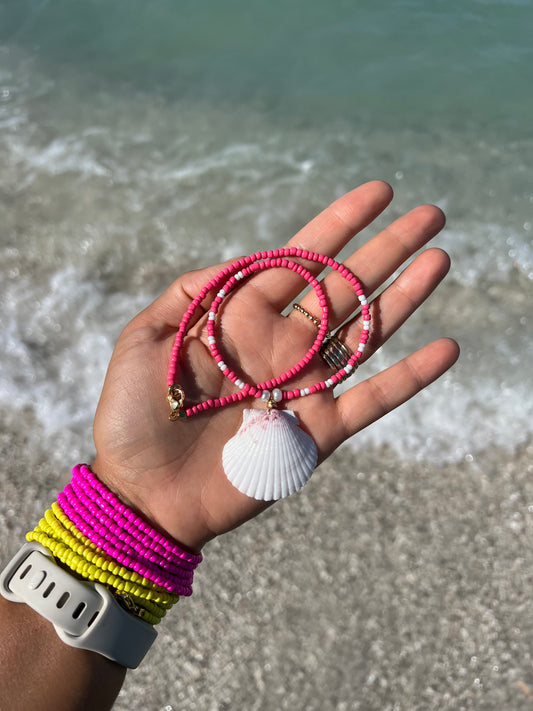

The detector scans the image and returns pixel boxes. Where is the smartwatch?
[0,542,157,669]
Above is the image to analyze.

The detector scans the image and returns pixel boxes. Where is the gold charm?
[167,385,186,421]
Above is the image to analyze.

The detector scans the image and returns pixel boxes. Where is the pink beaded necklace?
[167,248,370,501]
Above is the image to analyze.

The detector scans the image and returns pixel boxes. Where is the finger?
[293,203,446,333]
[130,181,392,333]
[339,248,451,359]
[247,180,394,309]
[333,338,460,450]
[132,257,244,335]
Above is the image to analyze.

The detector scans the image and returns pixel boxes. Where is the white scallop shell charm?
[222,409,318,501]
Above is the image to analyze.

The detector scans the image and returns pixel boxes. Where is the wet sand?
[2,410,533,710]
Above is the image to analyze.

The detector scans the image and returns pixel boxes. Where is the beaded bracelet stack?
[26,464,202,625]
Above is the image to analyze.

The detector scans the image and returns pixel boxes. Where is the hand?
[92,181,459,551]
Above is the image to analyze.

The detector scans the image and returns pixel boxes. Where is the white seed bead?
[235,379,245,390]
[217,289,226,298]
[300,387,310,396]
[363,320,370,329]
[218,361,227,371]
[208,312,216,321]
[344,364,353,374]
[358,342,366,352]
[208,336,216,344]
[325,378,334,388]
[272,388,282,402]
[358,295,367,305]
[235,270,244,280]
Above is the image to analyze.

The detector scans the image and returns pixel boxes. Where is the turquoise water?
[2,0,532,125]
[0,0,532,463]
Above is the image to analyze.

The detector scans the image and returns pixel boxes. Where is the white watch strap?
[0,542,157,669]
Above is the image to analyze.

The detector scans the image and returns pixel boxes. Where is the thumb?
[133,257,244,334]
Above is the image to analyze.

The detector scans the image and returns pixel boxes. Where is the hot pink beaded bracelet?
[62,480,194,580]
[72,465,198,566]
[73,465,201,566]
[167,249,370,502]
[55,465,201,596]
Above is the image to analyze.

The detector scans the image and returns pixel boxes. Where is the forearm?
[0,596,126,711]
[0,463,199,710]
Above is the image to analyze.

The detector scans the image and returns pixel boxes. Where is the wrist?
[1,463,203,668]
[1,542,158,668]
[91,455,208,554]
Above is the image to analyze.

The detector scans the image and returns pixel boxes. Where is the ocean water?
[0,0,532,466]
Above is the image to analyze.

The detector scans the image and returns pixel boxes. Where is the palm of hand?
[92,182,459,551]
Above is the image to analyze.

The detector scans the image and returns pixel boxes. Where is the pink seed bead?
[167,248,369,415]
